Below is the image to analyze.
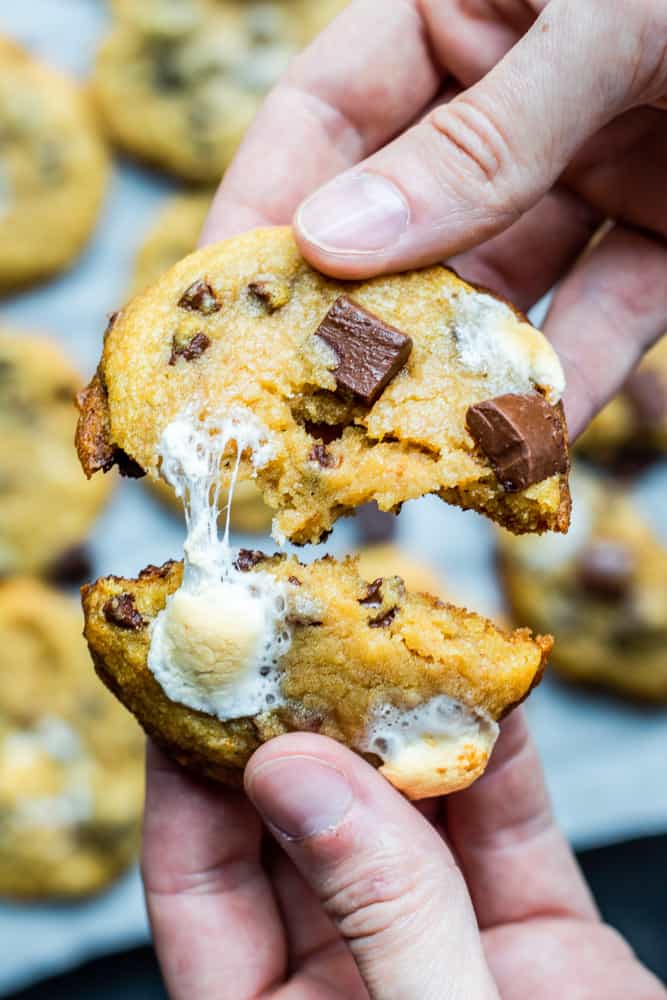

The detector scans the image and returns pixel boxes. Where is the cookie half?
[82,553,550,799]
[498,473,667,702]
[0,330,111,579]
[0,578,144,898]
[0,37,108,290]
[77,227,571,541]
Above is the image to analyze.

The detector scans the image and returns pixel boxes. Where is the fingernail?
[296,172,410,253]
[248,755,353,840]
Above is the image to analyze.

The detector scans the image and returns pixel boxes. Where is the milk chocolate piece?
[178,279,220,315]
[623,368,667,428]
[103,593,146,631]
[234,549,268,572]
[315,296,413,406]
[577,541,634,600]
[466,393,568,493]
[169,332,211,365]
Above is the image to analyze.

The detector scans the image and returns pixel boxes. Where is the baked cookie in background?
[0,37,108,292]
[0,578,144,899]
[83,552,550,799]
[131,190,211,295]
[76,226,571,542]
[355,543,446,599]
[93,1,310,182]
[0,330,111,580]
[576,334,667,472]
[497,472,667,702]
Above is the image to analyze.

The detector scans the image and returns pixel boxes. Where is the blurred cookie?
[0,331,111,579]
[0,578,144,898]
[576,335,667,472]
[93,1,308,181]
[0,37,108,291]
[132,190,211,295]
[356,543,445,598]
[498,473,667,701]
[154,474,272,533]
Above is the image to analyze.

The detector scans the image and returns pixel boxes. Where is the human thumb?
[294,0,667,277]
[245,733,499,1000]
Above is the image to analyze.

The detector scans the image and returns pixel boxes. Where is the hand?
[202,0,667,440]
[142,713,663,998]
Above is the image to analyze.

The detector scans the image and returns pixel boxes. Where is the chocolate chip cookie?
[0,578,144,898]
[498,473,667,702]
[83,553,550,799]
[0,330,111,579]
[0,37,108,291]
[76,226,571,541]
[577,334,667,472]
[93,1,312,181]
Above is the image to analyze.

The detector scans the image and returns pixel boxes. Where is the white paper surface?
[0,1,665,994]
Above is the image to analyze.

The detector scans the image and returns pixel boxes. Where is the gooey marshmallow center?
[148,407,291,721]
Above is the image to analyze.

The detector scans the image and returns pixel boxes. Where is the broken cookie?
[76,226,571,542]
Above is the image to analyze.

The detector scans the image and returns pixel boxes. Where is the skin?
[143,2,667,996]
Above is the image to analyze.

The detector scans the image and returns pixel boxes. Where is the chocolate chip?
[248,275,291,312]
[103,594,146,630]
[304,421,345,444]
[359,578,383,606]
[466,393,568,493]
[288,576,302,586]
[286,613,324,627]
[623,368,667,428]
[314,296,413,406]
[577,541,635,601]
[178,279,221,315]
[356,503,396,544]
[114,449,147,479]
[47,544,92,586]
[309,442,337,468]
[368,607,397,629]
[169,332,211,365]
[234,549,268,571]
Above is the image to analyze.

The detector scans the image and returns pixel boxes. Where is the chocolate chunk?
[359,578,383,606]
[234,549,268,572]
[103,594,146,631]
[178,280,220,315]
[368,607,397,629]
[314,296,413,406]
[623,368,667,428]
[356,502,396,544]
[115,449,147,479]
[248,275,291,312]
[288,576,302,586]
[304,421,345,444]
[47,544,92,586]
[577,541,635,601]
[309,442,337,468]
[169,332,211,365]
[466,393,568,493]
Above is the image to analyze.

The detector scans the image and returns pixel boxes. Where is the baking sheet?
[0,1,666,993]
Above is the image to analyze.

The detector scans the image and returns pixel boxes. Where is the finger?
[451,185,601,312]
[445,710,598,931]
[245,734,498,1000]
[544,225,667,439]
[294,0,667,276]
[142,742,286,1000]
[200,0,442,245]
[268,848,368,999]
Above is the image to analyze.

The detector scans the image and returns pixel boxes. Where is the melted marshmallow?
[452,286,565,403]
[148,406,292,721]
[359,694,499,766]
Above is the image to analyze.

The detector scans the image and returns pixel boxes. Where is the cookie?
[497,473,667,702]
[93,1,312,181]
[83,553,550,799]
[76,227,571,542]
[0,37,108,291]
[576,334,667,472]
[132,190,211,295]
[0,331,112,579]
[356,543,446,599]
[0,579,144,898]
